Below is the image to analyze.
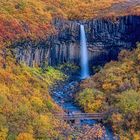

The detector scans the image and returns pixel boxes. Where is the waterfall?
[80,25,89,79]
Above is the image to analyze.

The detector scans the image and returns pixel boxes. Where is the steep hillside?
[77,43,140,139]
[0,52,70,139]
[0,0,140,47]
[0,0,53,46]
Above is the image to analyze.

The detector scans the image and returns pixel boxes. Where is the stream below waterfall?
[52,76,116,140]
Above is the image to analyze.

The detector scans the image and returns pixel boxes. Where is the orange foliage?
[0,0,139,47]
[0,53,66,139]
[16,133,35,140]
[79,44,140,139]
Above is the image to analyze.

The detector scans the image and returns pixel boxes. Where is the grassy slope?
[77,44,140,139]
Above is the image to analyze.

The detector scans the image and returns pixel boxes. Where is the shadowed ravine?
[51,77,115,140]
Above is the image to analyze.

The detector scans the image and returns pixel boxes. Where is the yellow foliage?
[102,82,117,92]
[0,54,65,139]
[31,96,44,107]
[133,131,140,140]
[80,44,140,138]
[76,88,104,113]
[16,133,35,140]
[120,136,130,140]
[0,128,8,140]
[33,114,60,138]
[111,113,123,123]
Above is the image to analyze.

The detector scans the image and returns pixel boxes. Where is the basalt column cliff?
[14,16,140,67]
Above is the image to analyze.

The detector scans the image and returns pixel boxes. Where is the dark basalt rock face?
[14,15,140,67]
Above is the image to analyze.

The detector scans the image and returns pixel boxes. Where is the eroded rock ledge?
[13,15,140,67]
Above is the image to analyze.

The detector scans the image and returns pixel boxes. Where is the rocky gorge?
[13,15,140,68]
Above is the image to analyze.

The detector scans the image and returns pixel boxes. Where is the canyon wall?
[13,15,140,67]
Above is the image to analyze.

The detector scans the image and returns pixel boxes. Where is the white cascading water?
[80,25,89,79]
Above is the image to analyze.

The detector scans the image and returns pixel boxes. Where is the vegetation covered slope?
[1,0,140,47]
[77,43,140,139]
[0,52,69,140]
[0,0,126,139]
[0,0,140,139]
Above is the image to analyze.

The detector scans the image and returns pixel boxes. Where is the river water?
[52,77,116,140]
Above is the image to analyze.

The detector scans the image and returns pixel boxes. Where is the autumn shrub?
[0,55,67,139]
[79,44,140,138]
[76,88,104,113]
[117,90,140,114]
[16,133,35,140]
